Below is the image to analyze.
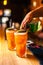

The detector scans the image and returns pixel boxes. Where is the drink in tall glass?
[14,30,27,57]
[6,28,16,50]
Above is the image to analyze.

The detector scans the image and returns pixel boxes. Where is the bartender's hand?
[20,12,32,29]
[20,6,43,29]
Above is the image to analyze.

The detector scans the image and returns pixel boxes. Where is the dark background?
[0,0,31,24]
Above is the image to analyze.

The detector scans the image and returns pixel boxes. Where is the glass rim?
[6,28,17,32]
[14,32,27,35]
[6,29,14,32]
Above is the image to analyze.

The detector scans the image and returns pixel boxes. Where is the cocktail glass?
[14,30,27,57]
[6,28,17,50]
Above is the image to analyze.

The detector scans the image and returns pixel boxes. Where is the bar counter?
[0,27,40,65]
[0,38,40,65]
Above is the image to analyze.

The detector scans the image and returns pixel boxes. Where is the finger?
[20,16,31,29]
[20,12,32,29]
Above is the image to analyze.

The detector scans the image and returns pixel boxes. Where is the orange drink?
[14,30,27,57]
[6,28,16,50]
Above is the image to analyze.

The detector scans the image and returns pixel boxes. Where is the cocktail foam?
[6,29,14,33]
[14,32,27,35]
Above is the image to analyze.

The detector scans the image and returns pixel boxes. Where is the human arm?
[20,6,43,29]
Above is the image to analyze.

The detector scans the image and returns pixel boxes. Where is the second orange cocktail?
[6,28,17,50]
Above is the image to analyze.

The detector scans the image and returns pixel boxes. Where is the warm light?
[33,1,37,7]
[0,10,3,16]
[2,17,9,23]
[3,0,7,5]
[4,9,11,16]
[39,17,43,20]
[33,18,37,20]
[15,22,20,29]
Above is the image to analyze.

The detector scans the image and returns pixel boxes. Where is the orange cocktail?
[14,30,27,57]
[6,28,16,50]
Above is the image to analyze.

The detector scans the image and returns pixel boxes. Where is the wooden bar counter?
[0,27,40,65]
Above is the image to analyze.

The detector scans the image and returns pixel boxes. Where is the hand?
[20,12,33,29]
